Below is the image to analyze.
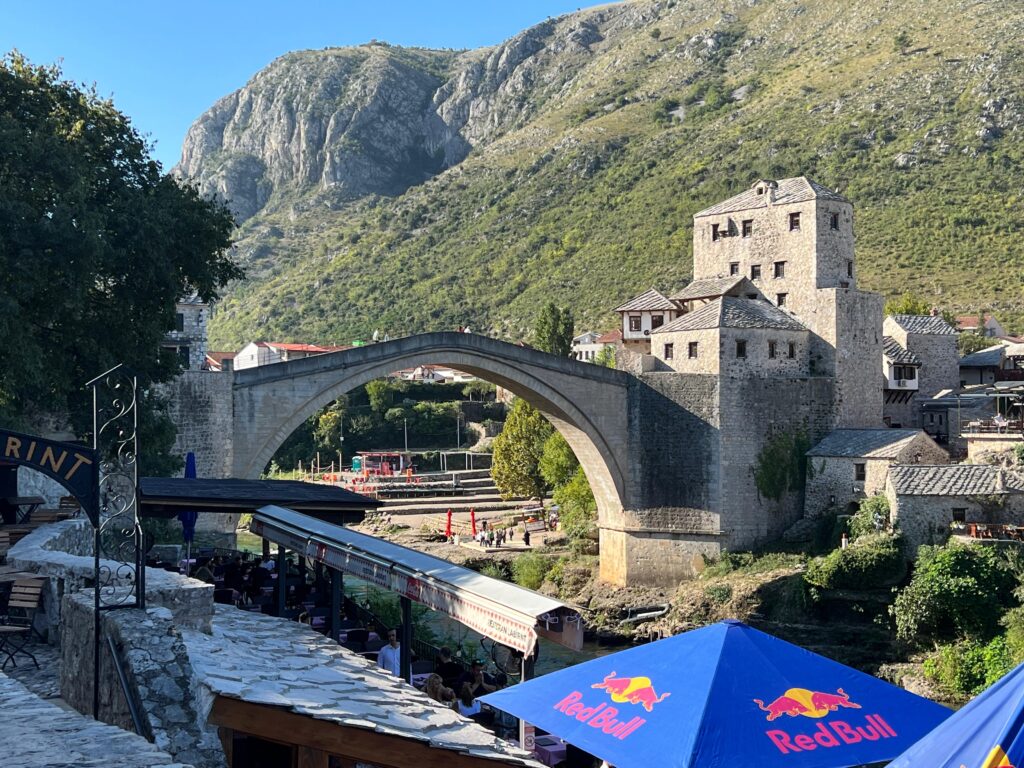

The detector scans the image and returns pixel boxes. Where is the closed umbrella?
[178,452,199,576]
[470,508,477,536]
[445,509,453,539]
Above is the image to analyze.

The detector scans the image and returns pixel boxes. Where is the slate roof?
[883,337,921,365]
[694,177,849,217]
[960,344,1006,368]
[806,429,925,459]
[888,314,958,335]
[669,276,749,302]
[653,296,807,334]
[888,464,1024,496]
[183,607,543,767]
[613,288,677,312]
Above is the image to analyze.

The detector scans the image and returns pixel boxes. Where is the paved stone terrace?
[182,606,541,766]
[0,673,191,768]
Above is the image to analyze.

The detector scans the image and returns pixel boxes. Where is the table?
[533,735,567,767]
[2,497,45,524]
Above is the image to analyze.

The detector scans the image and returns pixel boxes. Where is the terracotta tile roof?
[888,315,957,335]
[694,177,849,218]
[889,464,1024,496]
[807,429,925,459]
[205,351,236,363]
[883,337,921,365]
[613,288,677,312]
[263,342,334,353]
[596,329,622,343]
[653,297,806,334]
[669,276,749,302]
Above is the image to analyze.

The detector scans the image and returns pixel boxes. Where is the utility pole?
[339,418,344,470]
[455,411,461,449]
[403,418,409,453]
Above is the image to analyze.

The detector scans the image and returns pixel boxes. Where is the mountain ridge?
[175,0,1024,347]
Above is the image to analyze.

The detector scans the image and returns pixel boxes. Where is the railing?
[961,420,1024,435]
[885,377,919,391]
[107,634,151,739]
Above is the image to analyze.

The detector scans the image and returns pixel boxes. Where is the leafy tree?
[313,398,348,450]
[533,302,574,357]
[0,54,239,470]
[365,379,393,413]
[884,292,932,316]
[848,495,890,539]
[461,380,495,401]
[892,544,1017,643]
[539,432,579,489]
[959,332,997,356]
[804,533,904,590]
[594,345,617,368]
[491,398,553,499]
[553,466,597,543]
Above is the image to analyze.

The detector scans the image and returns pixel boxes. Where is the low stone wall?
[0,672,191,768]
[61,594,225,768]
[8,519,214,642]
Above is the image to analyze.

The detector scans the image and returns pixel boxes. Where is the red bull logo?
[591,672,671,712]
[551,672,670,740]
[753,687,898,755]
[982,746,1015,768]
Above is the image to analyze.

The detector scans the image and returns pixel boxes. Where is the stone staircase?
[377,469,528,516]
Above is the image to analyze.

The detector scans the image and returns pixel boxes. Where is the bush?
[848,495,890,540]
[479,562,509,581]
[892,544,1017,643]
[804,534,905,590]
[704,583,733,605]
[700,551,805,578]
[511,553,552,590]
[554,466,597,541]
[1001,607,1024,664]
[924,636,1013,697]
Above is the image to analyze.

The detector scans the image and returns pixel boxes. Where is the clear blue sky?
[2,1,605,170]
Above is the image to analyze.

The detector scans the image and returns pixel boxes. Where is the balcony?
[961,418,1023,435]
[885,377,919,391]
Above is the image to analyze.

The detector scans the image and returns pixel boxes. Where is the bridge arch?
[231,333,632,518]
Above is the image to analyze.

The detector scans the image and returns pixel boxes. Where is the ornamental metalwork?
[88,364,145,611]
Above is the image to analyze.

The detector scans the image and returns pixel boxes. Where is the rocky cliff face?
[176,5,651,221]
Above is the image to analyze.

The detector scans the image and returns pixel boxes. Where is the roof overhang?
[250,505,584,655]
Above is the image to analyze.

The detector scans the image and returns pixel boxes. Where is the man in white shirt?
[377,629,401,676]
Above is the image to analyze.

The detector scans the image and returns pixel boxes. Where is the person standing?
[523,527,531,548]
[377,629,401,676]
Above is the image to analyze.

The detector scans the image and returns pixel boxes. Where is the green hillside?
[201,0,1024,348]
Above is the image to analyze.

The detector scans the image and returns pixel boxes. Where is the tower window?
[736,339,747,359]
[628,316,641,332]
[742,219,753,238]
[768,341,777,359]
[664,343,674,360]
[174,313,185,332]
[831,212,840,230]
[777,293,788,307]
[788,342,796,359]
[789,212,801,231]
[729,262,739,276]
[774,261,786,278]
[688,342,699,358]
[847,260,854,278]
[712,223,721,241]
[854,463,866,482]
[750,264,762,280]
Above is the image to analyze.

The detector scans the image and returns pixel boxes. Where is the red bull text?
[551,672,671,740]
[752,687,898,755]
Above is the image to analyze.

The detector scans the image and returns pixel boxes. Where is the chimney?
[995,468,1005,492]
[767,180,777,205]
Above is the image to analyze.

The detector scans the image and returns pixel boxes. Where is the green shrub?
[848,495,890,540]
[1001,606,1024,664]
[511,553,552,590]
[892,544,1017,643]
[924,636,1012,696]
[704,583,733,605]
[479,562,508,581]
[804,533,905,590]
[701,551,805,578]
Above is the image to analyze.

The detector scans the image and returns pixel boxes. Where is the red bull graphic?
[592,672,671,712]
[982,746,1015,768]
[754,688,860,721]
[754,687,897,755]
[551,672,671,740]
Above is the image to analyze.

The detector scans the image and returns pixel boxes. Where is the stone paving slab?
[0,673,191,768]
[3,635,61,700]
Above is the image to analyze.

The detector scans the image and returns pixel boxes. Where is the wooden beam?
[209,696,518,768]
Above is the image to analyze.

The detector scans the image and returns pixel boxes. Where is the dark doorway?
[231,735,295,768]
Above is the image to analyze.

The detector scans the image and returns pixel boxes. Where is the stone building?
[612,288,681,354]
[162,295,208,371]
[886,464,1024,554]
[882,314,959,432]
[233,341,347,370]
[805,428,947,517]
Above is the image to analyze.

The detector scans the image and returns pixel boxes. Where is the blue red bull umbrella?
[480,619,950,768]
[888,660,1024,768]
[178,452,199,544]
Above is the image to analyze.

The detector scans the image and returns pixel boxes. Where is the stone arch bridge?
[171,331,825,586]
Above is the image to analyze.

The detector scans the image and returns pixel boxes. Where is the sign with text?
[0,428,98,525]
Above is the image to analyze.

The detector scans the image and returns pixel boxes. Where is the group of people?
[420,649,500,725]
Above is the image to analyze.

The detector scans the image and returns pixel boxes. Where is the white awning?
[250,505,584,654]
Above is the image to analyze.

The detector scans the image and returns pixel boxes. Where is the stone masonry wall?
[718,376,836,548]
[17,466,69,506]
[163,370,234,480]
[830,289,885,428]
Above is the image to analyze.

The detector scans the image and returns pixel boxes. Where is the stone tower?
[691,177,883,427]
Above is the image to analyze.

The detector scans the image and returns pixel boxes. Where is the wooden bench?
[0,578,44,669]
[29,509,75,524]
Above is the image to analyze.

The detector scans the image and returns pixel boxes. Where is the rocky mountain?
[175,0,1024,347]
